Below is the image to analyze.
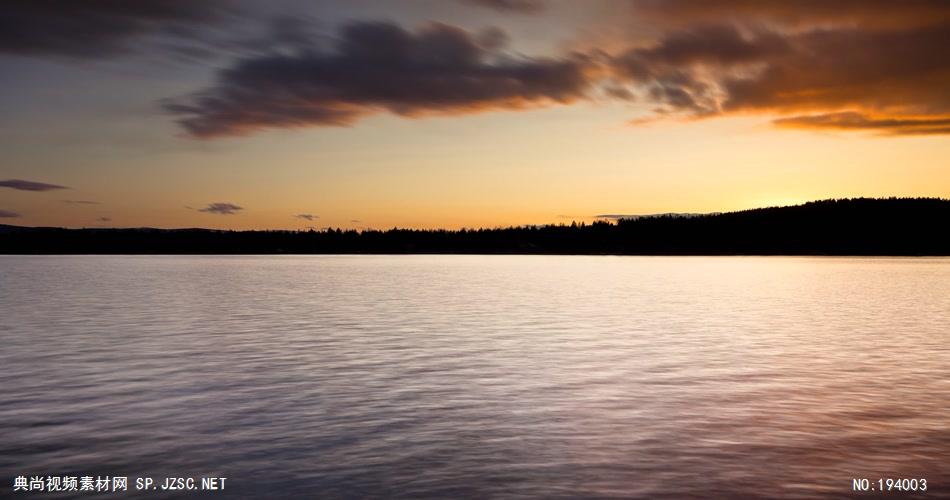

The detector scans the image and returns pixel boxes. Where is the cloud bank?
[14,2,945,137]
[162,2,949,138]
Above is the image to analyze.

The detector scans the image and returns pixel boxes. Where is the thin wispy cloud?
[295,214,318,221]
[197,202,243,215]
[62,199,100,205]
[0,179,68,191]
[773,113,950,136]
[459,0,545,14]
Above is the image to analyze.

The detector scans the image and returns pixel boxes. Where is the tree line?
[2,198,948,255]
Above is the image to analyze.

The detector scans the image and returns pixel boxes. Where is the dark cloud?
[62,200,100,205]
[198,202,243,215]
[164,21,592,138]
[0,0,229,58]
[460,0,545,14]
[98,217,112,222]
[612,2,950,134]
[0,179,68,191]
[0,209,20,218]
[295,213,318,221]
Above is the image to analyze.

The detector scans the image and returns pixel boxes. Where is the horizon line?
[3,196,948,233]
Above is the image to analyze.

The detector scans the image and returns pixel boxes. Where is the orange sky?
[1,0,948,229]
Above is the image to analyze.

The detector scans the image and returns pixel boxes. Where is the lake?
[1,255,948,498]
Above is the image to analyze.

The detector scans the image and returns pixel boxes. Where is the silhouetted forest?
[2,198,949,255]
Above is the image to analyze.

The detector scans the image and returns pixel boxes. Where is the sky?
[1,0,949,230]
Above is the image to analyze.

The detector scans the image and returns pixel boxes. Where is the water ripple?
[1,255,948,498]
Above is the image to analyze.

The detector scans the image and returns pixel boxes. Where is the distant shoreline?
[3,198,949,256]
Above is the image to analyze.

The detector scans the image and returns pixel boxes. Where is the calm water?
[1,255,948,499]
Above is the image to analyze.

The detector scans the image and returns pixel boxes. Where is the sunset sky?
[1,0,949,230]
